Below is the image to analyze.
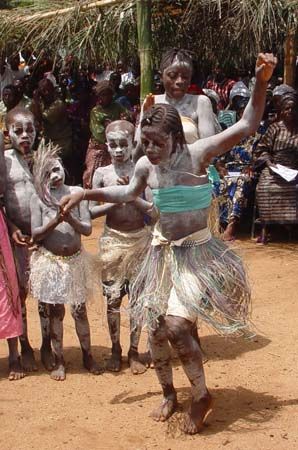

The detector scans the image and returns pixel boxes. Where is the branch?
[15,0,126,23]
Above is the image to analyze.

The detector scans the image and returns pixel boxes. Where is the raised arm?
[194,53,277,167]
[61,157,149,213]
[197,95,216,138]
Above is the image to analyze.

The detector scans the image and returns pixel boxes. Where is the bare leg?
[149,317,177,421]
[70,303,103,375]
[7,337,25,381]
[223,217,237,241]
[191,323,208,363]
[106,295,123,372]
[166,316,212,435]
[19,296,37,372]
[38,301,55,371]
[50,304,66,381]
[128,318,147,375]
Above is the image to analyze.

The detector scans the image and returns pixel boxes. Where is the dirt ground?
[1,218,298,450]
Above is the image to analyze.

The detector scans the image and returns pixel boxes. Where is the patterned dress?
[255,121,298,224]
[214,137,254,225]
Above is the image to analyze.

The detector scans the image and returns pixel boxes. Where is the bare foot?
[40,345,55,371]
[50,363,66,381]
[128,353,147,375]
[83,353,104,375]
[150,394,177,422]
[8,358,25,381]
[180,391,212,435]
[21,348,38,372]
[223,221,236,241]
[106,352,122,372]
[142,350,154,369]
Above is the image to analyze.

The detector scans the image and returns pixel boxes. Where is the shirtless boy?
[90,120,155,374]
[30,143,102,381]
[3,107,39,371]
[0,132,24,380]
[60,54,277,434]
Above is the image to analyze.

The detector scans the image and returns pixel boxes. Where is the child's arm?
[63,188,92,236]
[30,194,62,242]
[89,168,115,219]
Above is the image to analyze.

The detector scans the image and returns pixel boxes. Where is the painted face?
[141,128,172,165]
[162,59,192,100]
[48,160,65,188]
[106,130,133,163]
[8,113,36,158]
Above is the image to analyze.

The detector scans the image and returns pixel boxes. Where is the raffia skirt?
[130,227,251,336]
[30,247,101,305]
[99,225,152,300]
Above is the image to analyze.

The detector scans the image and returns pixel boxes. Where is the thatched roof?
[0,0,297,70]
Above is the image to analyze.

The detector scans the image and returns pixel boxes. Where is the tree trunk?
[136,0,153,102]
[283,28,297,87]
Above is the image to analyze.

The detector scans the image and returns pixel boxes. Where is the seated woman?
[255,91,298,243]
[213,89,254,240]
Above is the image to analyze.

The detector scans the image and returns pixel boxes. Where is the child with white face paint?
[90,120,157,374]
[3,107,39,373]
[29,142,102,381]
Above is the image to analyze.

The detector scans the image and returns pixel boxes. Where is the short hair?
[5,106,34,129]
[141,103,185,142]
[94,80,114,97]
[160,48,193,74]
[106,120,135,137]
[2,84,19,96]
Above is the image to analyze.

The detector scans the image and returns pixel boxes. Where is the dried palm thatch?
[0,0,297,70]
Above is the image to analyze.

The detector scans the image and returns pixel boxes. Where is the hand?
[255,53,278,83]
[12,229,31,246]
[117,175,129,185]
[60,189,84,214]
[143,93,155,112]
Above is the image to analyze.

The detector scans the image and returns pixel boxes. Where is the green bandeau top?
[152,183,212,213]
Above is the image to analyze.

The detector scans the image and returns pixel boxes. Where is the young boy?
[90,120,155,374]
[3,107,38,372]
[60,54,277,434]
[30,142,101,381]
[0,132,24,380]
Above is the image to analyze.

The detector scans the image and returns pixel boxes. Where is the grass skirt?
[130,237,251,336]
[99,225,152,299]
[30,247,101,305]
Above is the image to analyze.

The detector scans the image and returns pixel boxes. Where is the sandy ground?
[1,218,298,450]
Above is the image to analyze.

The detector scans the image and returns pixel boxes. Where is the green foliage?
[0,0,296,70]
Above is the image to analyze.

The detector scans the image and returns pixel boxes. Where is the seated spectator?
[213,93,254,240]
[255,91,298,244]
[83,80,130,187]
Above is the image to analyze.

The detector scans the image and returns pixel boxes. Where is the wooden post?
[283,28,297,87]
[136,0,153,102]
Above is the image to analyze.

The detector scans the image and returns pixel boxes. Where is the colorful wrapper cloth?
[130,225,252,336]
